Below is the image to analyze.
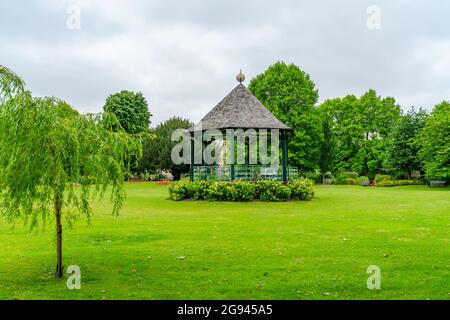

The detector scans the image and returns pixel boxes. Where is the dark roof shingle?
[191,84,291,132]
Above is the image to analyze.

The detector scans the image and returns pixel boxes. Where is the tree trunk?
[55,190,63,279]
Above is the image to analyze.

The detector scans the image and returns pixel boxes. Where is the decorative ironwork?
[193,165,299,182]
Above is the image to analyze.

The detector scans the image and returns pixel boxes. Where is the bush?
[358,176,371,186]
[377,180,425,187]
[257,181,291,201]
[334,172,359,185]
[206,181,230,201]
[338,172,359,179]
[375,174,393,183]
[168,180,193,201]
[289,178,315,200]
[169,179,315,202]
[233,181,256,201]
[206,181,255,201]
[191,181,211,200]
[335,177,358,185]
[304,170,322,183]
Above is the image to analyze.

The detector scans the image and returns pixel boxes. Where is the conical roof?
[191,83,291,132]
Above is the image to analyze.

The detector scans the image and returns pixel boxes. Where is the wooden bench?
[428,181,448,188]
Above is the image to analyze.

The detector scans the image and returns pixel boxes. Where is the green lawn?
[0,183,449,300]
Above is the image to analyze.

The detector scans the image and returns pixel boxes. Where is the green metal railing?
[192,165,299,182]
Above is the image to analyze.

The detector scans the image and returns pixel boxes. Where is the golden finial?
[236,70,245,84]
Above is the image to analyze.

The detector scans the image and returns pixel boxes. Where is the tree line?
[248,61,449,181]
[97,62,450,182]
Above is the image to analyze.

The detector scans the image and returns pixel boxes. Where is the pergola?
[189,71,294,183]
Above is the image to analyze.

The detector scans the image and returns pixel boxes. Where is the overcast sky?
[1,0,450,125]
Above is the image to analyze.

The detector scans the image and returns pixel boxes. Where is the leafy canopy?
[384,107,428,177]
[417,101,450,179]
[249,61,322,173]
[139,116,193,179]
[318,90,401,178]
[103,90,151,135]
[0,66,139,230]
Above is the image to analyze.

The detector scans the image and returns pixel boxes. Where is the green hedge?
[168,179,315,202]
[377,180,426,187]
[334,177,359,185]
[334,172,360,185]
[375,174,393,182]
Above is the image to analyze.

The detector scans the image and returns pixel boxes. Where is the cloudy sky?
[1,0,450,125]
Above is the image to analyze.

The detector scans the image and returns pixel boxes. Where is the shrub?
[168,180,192,201]
[191,181,211,200]
[169,179,315,202]
[304,170,322,183]
[233,181,256,201]
[338,172,359,179]
[377,180,426,187]
[206,181,229,201]
[358,176,371,186]
[335,177,358,185]
[375,174,393,183]
[257,181,291,201]
[289,178,315,200]
[206,181,255,201]
[334,172,359,185]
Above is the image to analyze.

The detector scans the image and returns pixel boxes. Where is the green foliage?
[385,107,428,177]
[248,61,323,173]
[318,90,401,178]
[204,181,255,201]
[233,182,256,201]
[168,180,193,201]
[416,101,450,179]
[103,90,151,135]
[256,181,291,202]
[289,178,315,200]
[319,108,335,174]
[338,172,360,179]
[139,117,193,179]
[205,182,230,201]
[375,174,393,183]
[334,172,359,185]
[377,180,425,187]
[0,69,138,230]
[304,170,322,183]
[169,179,315,202]
[190,181,210,200]
[334,178,358,185]
[0,97,137,229]
[0,65,26,102]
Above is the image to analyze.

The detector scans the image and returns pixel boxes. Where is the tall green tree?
[0,66,138,278]
[103,90,152,135]
[318,104,335,174]
[139,117,193,180]
[319,95,364,173]
[249,61,323,172]
[357,90,401,177]
[384,107,428,178]
[318,90,401,178]
[417,101,450,179]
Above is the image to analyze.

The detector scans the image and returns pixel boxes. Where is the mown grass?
[0,183,449,300]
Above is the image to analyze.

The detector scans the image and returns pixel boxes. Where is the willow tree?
[0,65,139,278]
